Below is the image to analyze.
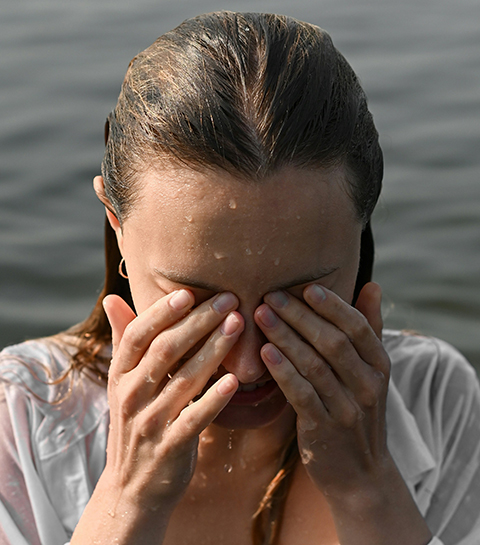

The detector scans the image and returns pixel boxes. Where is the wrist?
[324,459,432,545]
[71,472,174,545]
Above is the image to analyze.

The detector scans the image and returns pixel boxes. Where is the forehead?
[123,164,360,292]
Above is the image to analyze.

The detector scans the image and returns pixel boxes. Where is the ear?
[93,175,124,252]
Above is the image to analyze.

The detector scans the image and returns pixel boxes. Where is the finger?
[108,289,196,375]
[301,285,389,373]
[255,305,356,412]
[258,294,375,392]
[256,297,387,409]
[173,374,239,438]
[354,282,383,340]
[103,294,137,357]
[260,343,335,425]
[149,311,244,417]
[132,292,238,384]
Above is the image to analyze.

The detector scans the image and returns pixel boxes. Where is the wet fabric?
[0,330,479,545]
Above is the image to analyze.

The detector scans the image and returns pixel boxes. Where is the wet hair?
[68,11,382,545]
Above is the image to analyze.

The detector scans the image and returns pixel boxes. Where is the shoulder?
[0,336,76,402]
[0,336,109,459]
[383,329,478,408]
[383,330,480,476]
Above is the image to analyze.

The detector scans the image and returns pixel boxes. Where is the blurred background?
[1,0,479,371]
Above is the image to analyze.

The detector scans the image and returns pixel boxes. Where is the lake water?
[1,0,479,370]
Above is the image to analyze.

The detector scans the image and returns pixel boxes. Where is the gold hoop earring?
[118,257,129,279]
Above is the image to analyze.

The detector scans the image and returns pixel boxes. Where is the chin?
[212,384,290,429]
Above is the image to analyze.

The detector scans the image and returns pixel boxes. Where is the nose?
[220,310,269,384]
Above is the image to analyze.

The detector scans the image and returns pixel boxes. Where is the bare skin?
[71,165,432,544]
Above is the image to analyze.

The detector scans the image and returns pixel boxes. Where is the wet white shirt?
[0,330,479,545]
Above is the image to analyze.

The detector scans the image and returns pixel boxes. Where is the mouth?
[236,380,269,392]
[229,378,279,405]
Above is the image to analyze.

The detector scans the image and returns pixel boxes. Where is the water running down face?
[106,163,363,429]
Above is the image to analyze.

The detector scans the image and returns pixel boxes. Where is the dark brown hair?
[69,11,383,544]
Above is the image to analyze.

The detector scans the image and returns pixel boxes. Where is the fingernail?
[169,289,191,310]
[307,284,326,303]
[221,313,240,335]
[217,375,238,396]
[213,292,237,313]
[263,344,283,365]
[267,291,289,309]
[258,306,278,328]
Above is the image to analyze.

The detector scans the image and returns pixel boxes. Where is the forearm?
[70,475,172,545]
[327,460,432,545]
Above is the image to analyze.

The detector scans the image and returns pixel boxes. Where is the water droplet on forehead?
[214,251,228,259]
[245,248,252,255]
[185,215,194,223]
[224,463,233,473]
[228,199,237,209]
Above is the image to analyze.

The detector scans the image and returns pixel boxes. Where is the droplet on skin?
[107,508,116,518]
[185,215,194,223]
[257,245,267,255]
[296,215,301,220]
[144,373,155,383]
[224,463,233,473]
[227,430,234,450]
[274,257,280,266]
[197,354,205,362]
[214,251,228,260]
[228,199,237,209]
[300,448,314,465]
[245,248,252,255]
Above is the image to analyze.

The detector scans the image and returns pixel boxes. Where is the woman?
[1,11,479,545]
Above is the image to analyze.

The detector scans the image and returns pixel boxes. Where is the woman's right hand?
[100,289,243,517]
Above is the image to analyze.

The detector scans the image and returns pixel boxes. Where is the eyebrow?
[153,267,339,292]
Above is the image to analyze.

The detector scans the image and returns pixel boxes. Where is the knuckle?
[352,317,371,339]
[338,406,359,428]
[293,305,310,325]
[292,383,315,408]
[327,332,350,354]
[358,383,381,408]
[302,352,329,380]
[123,321,145,351]
[378,354,391,376]
[149,334,178,364]
[120,385,143,415]
[170,373,194,398]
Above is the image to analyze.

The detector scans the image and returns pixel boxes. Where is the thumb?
[103,294,137,357]
[354,282,383,340]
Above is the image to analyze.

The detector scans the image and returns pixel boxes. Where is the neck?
[196,404,297,474]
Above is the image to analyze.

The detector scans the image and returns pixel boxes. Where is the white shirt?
[0,330,479,545]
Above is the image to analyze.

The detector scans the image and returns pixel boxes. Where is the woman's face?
[109,164,363,429]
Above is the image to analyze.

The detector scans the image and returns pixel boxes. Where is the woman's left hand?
[254,281,392,498]
[254,281,434,545]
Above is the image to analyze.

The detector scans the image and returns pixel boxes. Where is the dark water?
[1,0,479,370]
